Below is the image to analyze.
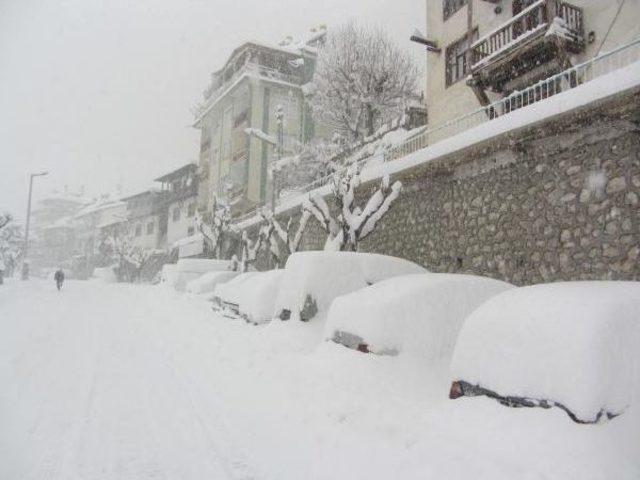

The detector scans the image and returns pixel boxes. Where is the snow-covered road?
[1,279,639,480]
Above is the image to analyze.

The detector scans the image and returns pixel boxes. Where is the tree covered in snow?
[0,215,23,276]
[196,197,233,259]
[259,207,312,267]
[308,22,419,143]
[236,228,270,273]
[303,166,402,251]
[105,233,157,282]
[276,138,342,194]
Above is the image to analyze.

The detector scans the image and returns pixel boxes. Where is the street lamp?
[22,171,49,280]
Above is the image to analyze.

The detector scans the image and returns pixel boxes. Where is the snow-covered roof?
[75,199,126,218]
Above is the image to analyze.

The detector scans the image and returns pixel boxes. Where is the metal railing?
[233,37,640,226]
[471,0,583,67]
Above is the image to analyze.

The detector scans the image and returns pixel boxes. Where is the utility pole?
[22,171,48,280]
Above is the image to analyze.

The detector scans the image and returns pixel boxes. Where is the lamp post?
[22,171,49,280]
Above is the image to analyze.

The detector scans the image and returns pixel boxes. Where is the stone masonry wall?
[245,87,640,285]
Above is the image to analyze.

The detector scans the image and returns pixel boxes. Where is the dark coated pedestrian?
[54,268,65,291]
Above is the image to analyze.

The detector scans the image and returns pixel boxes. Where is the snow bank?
[450,282,640,423]
[213,272,260,314]
[176,258,230,273]
[92,266,117,283]
[174,258,231,292]
[274,252,427,323]
[185,271,239,295]
[325,274,513,359]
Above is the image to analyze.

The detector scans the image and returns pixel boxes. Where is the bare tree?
[303,165,402,251]
[308,22,419,142]
[107,233,156,282]
[237,228,269,273]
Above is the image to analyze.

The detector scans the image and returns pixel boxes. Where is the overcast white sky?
[0,0,425,220]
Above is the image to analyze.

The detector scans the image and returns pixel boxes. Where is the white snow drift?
[174,258,230,292]
[451,281,640,423]
[325,273,513,358]
[186,270,239,295]
[274,251,426,322]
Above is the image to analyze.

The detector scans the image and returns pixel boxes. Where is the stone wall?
[245,86,640,285]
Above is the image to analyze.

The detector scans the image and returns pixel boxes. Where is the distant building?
[423,0,639,131]
[30,188,88,272]
[154,163,198,247]
[193,28,327,216]
[121,190,169,250]
[74,196,127,259]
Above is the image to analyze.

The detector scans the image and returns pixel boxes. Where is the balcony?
[469,0,584,95]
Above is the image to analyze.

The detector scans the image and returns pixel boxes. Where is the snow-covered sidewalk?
[1,280,638,479]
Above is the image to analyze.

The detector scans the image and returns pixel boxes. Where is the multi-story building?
[423,0,639,130]
[154,163,199,247]
[121,190,170,250]
[193,28,327,216]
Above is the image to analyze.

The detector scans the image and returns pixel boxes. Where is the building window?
[443,0,467,21]
[445,30,478,87]
[173,207,181,222]
[187,203,196,217]
[187,226,195,236]
[147,222,155,235]
[135,224,142,237]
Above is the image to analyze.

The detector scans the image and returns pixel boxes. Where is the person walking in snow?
[54,268,65,291]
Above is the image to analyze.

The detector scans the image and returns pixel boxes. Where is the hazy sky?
[0,0,425,220]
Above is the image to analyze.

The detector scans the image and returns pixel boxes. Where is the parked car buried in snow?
[212,270,284,325]
[449,282,640,424]
[273,251,427,323]
[174,258,231,292]
[324,273,513,357]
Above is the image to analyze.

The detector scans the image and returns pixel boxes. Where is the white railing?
[386,37,640,161]
[232,37,640,226]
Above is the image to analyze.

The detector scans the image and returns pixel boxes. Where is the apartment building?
[193,28,327,217]
[424,0,639,129]
[154,163,198,247]
[122,190,170,250]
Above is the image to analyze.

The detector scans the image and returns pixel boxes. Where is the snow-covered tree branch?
[196,197,233,259]
[0,213,12,231]
[303,166,402,251]
[259,208,312,267]
[308,22,419,142]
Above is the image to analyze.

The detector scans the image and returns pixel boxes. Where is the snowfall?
[1,278,639,480]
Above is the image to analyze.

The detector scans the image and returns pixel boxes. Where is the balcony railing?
[471,0,583,68]
[196,62,304,119]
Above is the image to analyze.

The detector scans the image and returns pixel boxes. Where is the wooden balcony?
[469,0,584,95]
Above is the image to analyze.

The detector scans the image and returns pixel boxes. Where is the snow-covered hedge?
[186,271,239,295]
[213,270,284,325]
[325,273,513,358]
[174,258,230,292]
[450,282,640,423]
[274,252,426,323]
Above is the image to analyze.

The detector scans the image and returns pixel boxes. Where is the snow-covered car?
[160,263,179,287]
[212,270,284,325]
[273,251,427,323]
[449,282,640,424]
[174,258,230,292]
[185,270,239,295]
[324,273,513,358]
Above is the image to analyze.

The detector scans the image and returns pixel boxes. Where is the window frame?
[443,0,468,22]
[445,29,479,88]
